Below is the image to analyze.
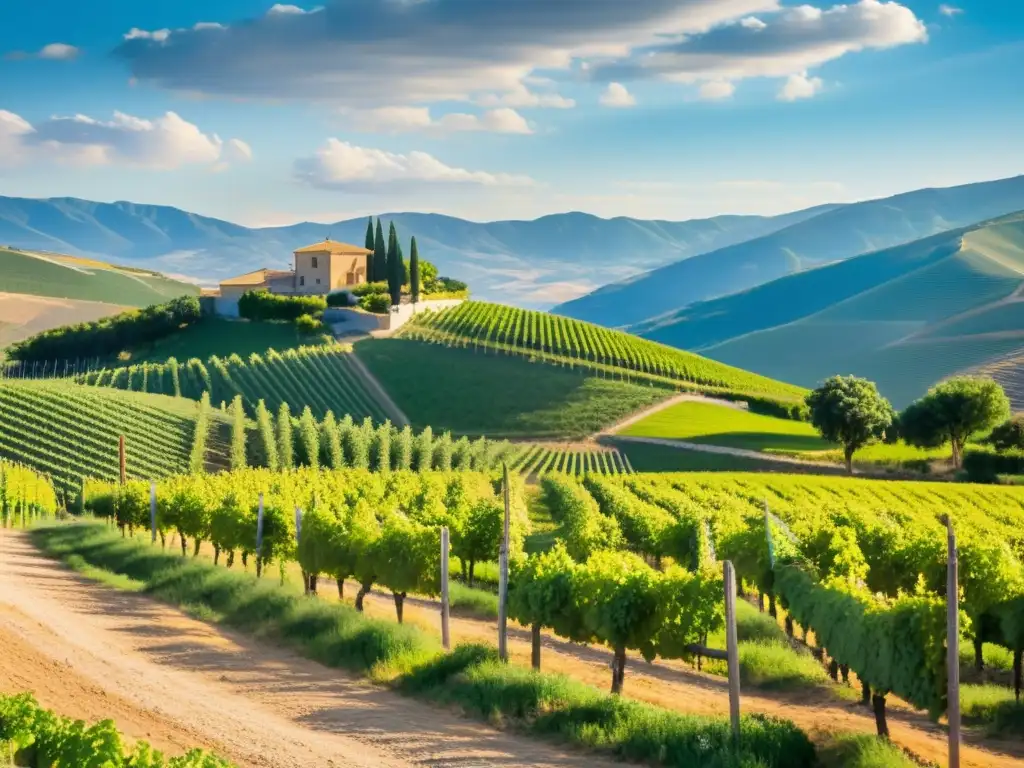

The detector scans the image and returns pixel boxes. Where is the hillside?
[0,195,832,309]
[400,301,807,404]
[661,212,1024,408]
[554,175,1024,328]
[0,246,199,349]
[0,378,208,490]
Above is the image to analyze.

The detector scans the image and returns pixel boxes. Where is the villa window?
[315,278,321,285]
[299,275,305,286]
[312,256,318,268]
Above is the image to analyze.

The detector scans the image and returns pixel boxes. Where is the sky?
[0,0,1022,227]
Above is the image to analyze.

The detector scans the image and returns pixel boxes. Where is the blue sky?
[0,0,1022,226]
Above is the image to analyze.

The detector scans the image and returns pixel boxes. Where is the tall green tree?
[901,376,1010,468]
[229,395,247,470]
[409,236,421,302]
[363,216,375,281]
[806,375,894,473]
[386,221,402,305]
[373,218,386,284]
[254,399,278,470]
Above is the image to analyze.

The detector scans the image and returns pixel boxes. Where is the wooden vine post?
[149,481,157,544]
[497,463,511,662]
[724,560,741,746]
[118,435,126,485]
[946,516,961,768]
[440,526,451,651]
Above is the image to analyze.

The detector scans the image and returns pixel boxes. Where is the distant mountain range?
[554,175,1024,329]
[634,210,1024,408]
[0,197,829,309]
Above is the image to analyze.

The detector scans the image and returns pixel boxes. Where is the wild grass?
[960,683,1024,735]
[33,523,816,768]
[816,733,923,768]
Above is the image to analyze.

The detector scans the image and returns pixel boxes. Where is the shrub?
[8,295,201,363]
[326,292,354,308]
[989,415,1024,452]
[963,447,1024,483]
[429,277,467,294]
[351,281,389,298]
[295,313,323,334]
[360,292,391,314]
[238,290,327,321]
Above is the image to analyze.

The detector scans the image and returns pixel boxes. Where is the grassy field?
[128,317,332,363]
[79,343,390,422]
[356,338,669,438]
[618,399,958,472]
[402,301,807,403]
[0,247,198,307]
[0,379,209,491]
[0,292,129,351]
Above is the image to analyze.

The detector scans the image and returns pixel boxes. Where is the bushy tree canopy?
[805,376,894,472]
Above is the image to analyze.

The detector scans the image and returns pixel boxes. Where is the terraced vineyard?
[507,444,633,477]
[0,379,204,490]
[970,347,1024,410]
[402,301,806,402]
[77,344,390,422]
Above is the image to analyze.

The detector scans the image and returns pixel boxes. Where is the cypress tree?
[254,400,278,470]
[320,411,344,469]
[409,237,421,302]
[412,426,434,471]
[386,222,401,306]
[394,425,413,470]
[371,420,392,471]
[230,395,247,470]
[433,431,454,471]
[364,217,376,281]
[277,402,294,470]
[298,406,320,469]
[373,219,386,284]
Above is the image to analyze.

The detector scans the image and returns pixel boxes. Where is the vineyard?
[75,344,390,422]
[0,380,204,492]
[401,301,807,402]
[0,693,231,767]
[506,443,633,477]
[0,461,58,527]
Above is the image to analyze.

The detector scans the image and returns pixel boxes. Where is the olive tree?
[901,377,1010,468]
[806,376,894,473]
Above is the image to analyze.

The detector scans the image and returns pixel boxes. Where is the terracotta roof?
[293,239,372,255]
[219,268,293,287]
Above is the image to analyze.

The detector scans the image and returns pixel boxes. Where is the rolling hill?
[0,246,199,349]
[554,174,1024,329]
[642,211,1024,408]
[0,195,828,310]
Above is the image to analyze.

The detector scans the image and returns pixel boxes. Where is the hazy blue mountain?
[0,197,829,309]
[554,175,1024,328]
[636,211,1024,409]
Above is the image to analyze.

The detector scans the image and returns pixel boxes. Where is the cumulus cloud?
[5,42,80,61]
[0,109,251,170]
[698,80,736,100]
[778,72,824,100]
[599,83,636,108]
[294,139,534,188]
[344,106,532,134]
[938,4,963,16]
[592,0,925,93]
[113,0,779,106]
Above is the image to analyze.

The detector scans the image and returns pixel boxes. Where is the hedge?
[237,290,327,321]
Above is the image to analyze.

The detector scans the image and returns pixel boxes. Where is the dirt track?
[0,531,620,768]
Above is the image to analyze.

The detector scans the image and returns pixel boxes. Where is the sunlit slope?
[0,246,197,306]
[693,212,1024,407]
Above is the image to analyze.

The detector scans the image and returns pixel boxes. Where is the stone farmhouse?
[211,239,372,317]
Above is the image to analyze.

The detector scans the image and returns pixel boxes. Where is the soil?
[0,530,621,768]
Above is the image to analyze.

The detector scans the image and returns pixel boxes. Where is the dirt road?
[0,531,620,768]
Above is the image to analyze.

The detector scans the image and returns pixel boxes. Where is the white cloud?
[0,109,250,170]
[267,4,322,14]
[294,139,534,188]
[938,4,963,17]
[599,83,636,108]
[345,106,532,134]
[124,28,171,42]
[114,0,778,106]
[593,0,926,96]
[698,80,736,100]
[778,72,824,100]
[38,43,79,60]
